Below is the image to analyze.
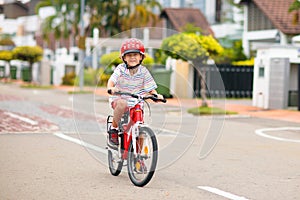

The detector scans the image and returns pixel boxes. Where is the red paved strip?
[0,94,25,101]
[0,110,59,133]
[39,105,102,122]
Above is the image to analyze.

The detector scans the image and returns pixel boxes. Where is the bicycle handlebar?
[107,89,167,103]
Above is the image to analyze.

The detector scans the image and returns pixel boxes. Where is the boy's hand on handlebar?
[156,94,164,100]
[152,93,166,103]
[107,87,119,95]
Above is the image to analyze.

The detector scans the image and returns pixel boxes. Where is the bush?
[98,68,111,86]
[83,68,99,86]
[70,68,112,87]
[232,58,254,66]
[213,40,247,64]
[100,51,122,67]
[100,51,154,70]
[0,51,13,61]
[0,38,15,46]
[62,72,76,85]
[13,46,43,64]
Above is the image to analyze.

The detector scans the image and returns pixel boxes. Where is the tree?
[0,38,15,47]
[0,37,15,80]
[288,0,300,25]
[36,0,162,41]
[161,33,223,106]
[100,51,154,70]
[182,23,204,34]
[213,39,247,64]
[0,51,13,80]
[35,0,78,48]
[120,0,162,31]
[12,46,43,82]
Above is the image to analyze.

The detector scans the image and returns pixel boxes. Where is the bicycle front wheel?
[108,149,123,176]
[127,127,158,187]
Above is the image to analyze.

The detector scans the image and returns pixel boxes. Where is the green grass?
[20,84,53,89]
[187,106,237,115]
[68,90,93,94]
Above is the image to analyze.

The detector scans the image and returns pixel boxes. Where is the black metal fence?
[193,64,254,98]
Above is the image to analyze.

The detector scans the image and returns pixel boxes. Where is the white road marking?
[153,127,192,137]
[198,186,249,200]
[255,127,300,143]
[54,132,107,154]
[4,112,38,126]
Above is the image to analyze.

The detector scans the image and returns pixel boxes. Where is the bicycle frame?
[120,102,144,160]
[107,90,166,186]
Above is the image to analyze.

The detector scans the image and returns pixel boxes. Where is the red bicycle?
[106,90,166,187]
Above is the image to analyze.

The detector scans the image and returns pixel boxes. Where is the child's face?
[123,53,143,67]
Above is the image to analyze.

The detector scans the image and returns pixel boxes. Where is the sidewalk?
[89,86,300,124]
[12,82,300,124]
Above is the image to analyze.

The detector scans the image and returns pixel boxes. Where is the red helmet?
[120,38,145,57]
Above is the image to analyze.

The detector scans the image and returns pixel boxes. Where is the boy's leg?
[112,99,127,128]
[108,99,127,146]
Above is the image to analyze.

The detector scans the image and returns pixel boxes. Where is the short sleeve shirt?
[108,63,157,95]
[108,64,157,107]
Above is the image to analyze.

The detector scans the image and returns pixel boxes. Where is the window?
[215,0,222,23]
[259,67,265,77]
[258,60,265,77]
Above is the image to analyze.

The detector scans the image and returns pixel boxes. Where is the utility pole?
[79,0,85,91]
[93,28,99,70]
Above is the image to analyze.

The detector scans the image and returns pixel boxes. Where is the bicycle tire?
[108,149,123,176]
[127,127,158,187]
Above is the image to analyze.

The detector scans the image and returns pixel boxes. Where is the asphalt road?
[0,83,299,200]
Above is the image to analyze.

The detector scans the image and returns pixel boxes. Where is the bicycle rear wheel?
[108,149,123,176]
[127,127,158,187]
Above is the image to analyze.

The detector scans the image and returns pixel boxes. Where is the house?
[238,0,300,109]
[0,0,28,19]
[0,0,39,18]
[0,0,40,46]
[160,8,214,37]
[238,0,300,57]
[1,3,218,94]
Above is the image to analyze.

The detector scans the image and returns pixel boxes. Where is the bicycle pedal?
[107,144,118,150]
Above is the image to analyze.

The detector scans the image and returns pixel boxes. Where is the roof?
[240,0,300,35]
[160,8,214,35]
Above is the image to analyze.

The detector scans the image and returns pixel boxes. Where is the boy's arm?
[107,80,118,94]
[149,89,164,100]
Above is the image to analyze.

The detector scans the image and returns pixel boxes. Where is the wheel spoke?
[127,127,158,187]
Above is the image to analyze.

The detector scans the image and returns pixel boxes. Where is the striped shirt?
[108,63,157,107]
[109,63,157,95]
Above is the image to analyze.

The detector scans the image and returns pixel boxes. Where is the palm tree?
[36,0,162,48]
[35,0,77,49]
[289,0,300,12]
[121,0,162,31]
[86,0,124,37]
[288,0,300,25]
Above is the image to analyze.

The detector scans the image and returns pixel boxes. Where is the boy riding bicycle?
[107,38,164,147]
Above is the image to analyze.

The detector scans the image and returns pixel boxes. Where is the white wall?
[253,46,298,109]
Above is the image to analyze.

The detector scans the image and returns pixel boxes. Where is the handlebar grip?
[161,98,167,103]
[131,94,139,98]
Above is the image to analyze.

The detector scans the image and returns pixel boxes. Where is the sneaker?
[108,128,119,146]
[134,159,147,174]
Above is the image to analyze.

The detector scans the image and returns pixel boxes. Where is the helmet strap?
[125,62,140,70]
